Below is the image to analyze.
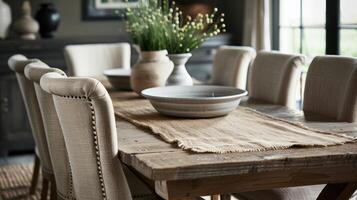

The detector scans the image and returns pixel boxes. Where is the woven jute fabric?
[112,93,356,153]
[0,164,42,200]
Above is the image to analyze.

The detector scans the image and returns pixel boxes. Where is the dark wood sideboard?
[0,34,232,155]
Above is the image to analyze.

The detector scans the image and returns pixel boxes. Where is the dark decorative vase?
[35,3,60,38]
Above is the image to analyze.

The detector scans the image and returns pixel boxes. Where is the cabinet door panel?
[0,75,34,154]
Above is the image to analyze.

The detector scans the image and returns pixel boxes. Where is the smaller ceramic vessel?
[166,53,193,86]
[103,68,132,91]
[13,1,39,40]
[131,50,174,94]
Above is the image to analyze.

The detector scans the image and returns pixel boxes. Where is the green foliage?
[163,1,225,54]
[126,0,225,53]
[126,0,168,51]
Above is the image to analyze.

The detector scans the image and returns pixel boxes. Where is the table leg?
[210,194,231,200]
[317,182,357,200]
[220,194,231,200]
[211,195,219,200]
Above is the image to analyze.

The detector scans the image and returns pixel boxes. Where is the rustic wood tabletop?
[114,94,357,200]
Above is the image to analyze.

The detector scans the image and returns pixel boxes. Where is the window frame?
[272,0,347,55]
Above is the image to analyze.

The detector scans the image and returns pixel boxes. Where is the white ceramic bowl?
[141,85,248,118]
[103,68,131,91]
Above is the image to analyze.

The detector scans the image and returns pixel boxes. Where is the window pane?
[340,29,357,57]
[302,0,326,27]
[302,28,325,56]
[280,0,301,27]
[280,28,301,54]
[341,0,357,25]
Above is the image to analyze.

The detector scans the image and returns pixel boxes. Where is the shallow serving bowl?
[141,85,248,118]
[103,68,131,91]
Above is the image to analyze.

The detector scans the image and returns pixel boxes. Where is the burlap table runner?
[112,93,356,153]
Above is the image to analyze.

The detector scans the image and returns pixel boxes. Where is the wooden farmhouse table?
[113,92,357,200]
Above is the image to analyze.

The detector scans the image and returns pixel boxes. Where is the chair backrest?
[248,51,305,108]
[24,62,74,199]
[211,46,256,90]
[40,74,132,200]
[8,55,53,177]
[303,56,357,122]
[64,43,131,77]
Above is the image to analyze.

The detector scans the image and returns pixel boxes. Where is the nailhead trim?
[68,162,75,200]
[60,95,107,200]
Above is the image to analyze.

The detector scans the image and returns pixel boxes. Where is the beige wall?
[5,0,128,37]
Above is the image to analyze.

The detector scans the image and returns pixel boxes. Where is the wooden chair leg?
[29,154,40,195]
[220,194,231,200]
[210,195,231,200]
[41,177,50,200]
[211,195,219,200]
[50,175,57,200]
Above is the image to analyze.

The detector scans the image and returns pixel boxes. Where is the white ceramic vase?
[0,0,11,39]
[131,50,174,95]
[166,53,193,86]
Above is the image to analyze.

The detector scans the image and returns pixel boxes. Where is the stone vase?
[166,53,193,86]
[131,50,174,95]
[0,0,11,39]
[13,1,39,40]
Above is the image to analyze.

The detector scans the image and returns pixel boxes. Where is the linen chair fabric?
[40,74,132,200]
[211,46,256,90]
[303,56,357,122]
[64,43,131,77]
[8,55,54,199]
[248,51,305,108]
[24,62,74,200]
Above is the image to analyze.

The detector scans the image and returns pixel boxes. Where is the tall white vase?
[166,53,193,86]
[0,0,11,39]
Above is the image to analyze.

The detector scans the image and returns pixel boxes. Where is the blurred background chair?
[64,43,131,77]
[248,51,305,108]
[8,55,54,200]
[303,55,357,122]
[24,62,74,200]
[211,46,256,90]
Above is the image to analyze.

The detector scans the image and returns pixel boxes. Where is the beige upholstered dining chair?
[303,55,357,122]
[236,55,357,200]
[211,46,256,90]
[24,62,74,200]
[64,43,131,77]
[8,55,55,200]
[248,51,305,108]
[40,73,161,200]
